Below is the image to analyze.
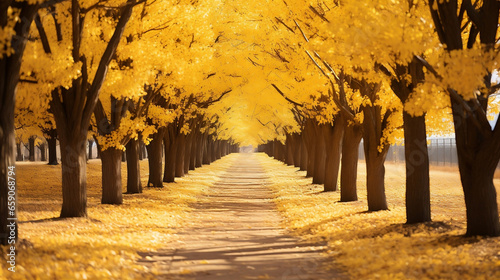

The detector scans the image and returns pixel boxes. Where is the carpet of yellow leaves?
[258,154,500,280]
[0,156,236,279]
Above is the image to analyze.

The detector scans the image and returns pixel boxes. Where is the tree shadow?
[20,216,102,224]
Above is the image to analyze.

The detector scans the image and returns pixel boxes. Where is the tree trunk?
[452,100,500,236]
[0,2,39,244]
[121,151,126,162]
[189,132,198,170]
[126,138,142,194]
[28,136,35,161]
[292,133,301,168]
[303,121,316,177]
[40,142,47,161]
[47,137,58,165]
[324,120,344,192]
[16,143,23,161]
[175,133,186,177]
[204,138,213,164]
[312,125,326,185]
[88,140,94,159]
[59,137,88,217]
[340,124,362,202]
[196,133,206,168]
[163,131,177,183]
[184,133,193,174]
[100,147,123,204]
[285,133,295,166]
[461,165,500,236]
[404,112,431,223]
[299,133,308,171]
[139,141,144,160]
[217,141,223,159]
[365,151,388,211]
[146,129,164,188]
[214,141,221,160]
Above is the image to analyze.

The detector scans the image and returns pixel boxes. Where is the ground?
[1,153,500,279]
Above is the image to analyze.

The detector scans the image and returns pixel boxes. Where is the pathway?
[139,153,344,279]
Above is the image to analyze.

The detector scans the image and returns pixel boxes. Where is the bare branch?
[313,51,339,81]
[275,17,295,33]
[305,50,327,77]
[247,57,263,67]
[294,19,309,42]
[270,84,303,107]
[309,5,330,22]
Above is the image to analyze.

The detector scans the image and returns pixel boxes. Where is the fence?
[359,138,462,167]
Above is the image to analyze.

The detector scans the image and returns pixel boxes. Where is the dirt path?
[139,153,344,279]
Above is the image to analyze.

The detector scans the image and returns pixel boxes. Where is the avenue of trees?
[1,0,500,245]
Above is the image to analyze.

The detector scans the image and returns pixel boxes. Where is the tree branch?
[309,5,330,22]
[270,84,303,107]
[275,17,295,33]
[34,13,52,54]
[82,0,136,129]
[294,19,309,42]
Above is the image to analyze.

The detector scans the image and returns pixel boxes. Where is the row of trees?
[249,0,500,237]
[0,0,245,245]
[1,0,500,245]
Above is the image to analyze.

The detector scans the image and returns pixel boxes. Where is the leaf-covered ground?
[0,156,236,279]
[258,154,500,280]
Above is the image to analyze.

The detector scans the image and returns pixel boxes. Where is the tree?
[0,0,42,245]
[421,0,500,236]
[30,0,138,216]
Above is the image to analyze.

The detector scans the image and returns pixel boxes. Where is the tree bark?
[146,129,164,188]
[213,140,221,161]
[100,147,123,204]
[285,133,295,166]
[461,164,500,236]
[47,136,58,165]
[303,120,316,177]
[299,133,308,171]
[59,136,88,217]
[404,112,431,223]
[184,133,193,174]
[163,130,177,183]
[190,132,199,170]
[126,138,142,194]
[340,124,362,202]
[28,136,35,161]
[364,145,388,211]
[40,142,47,161]
[312,124,326,185]
[139,141,144,160]
[196,133,206,168]
[16,143,23,161]
[204,137,213,164]
[175,133,186,177]
[88,140,94,159]
[293,133,301,168]
[324,120,344,192]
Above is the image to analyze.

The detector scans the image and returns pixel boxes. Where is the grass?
[258,153,500,280]
[0,156,236,279]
